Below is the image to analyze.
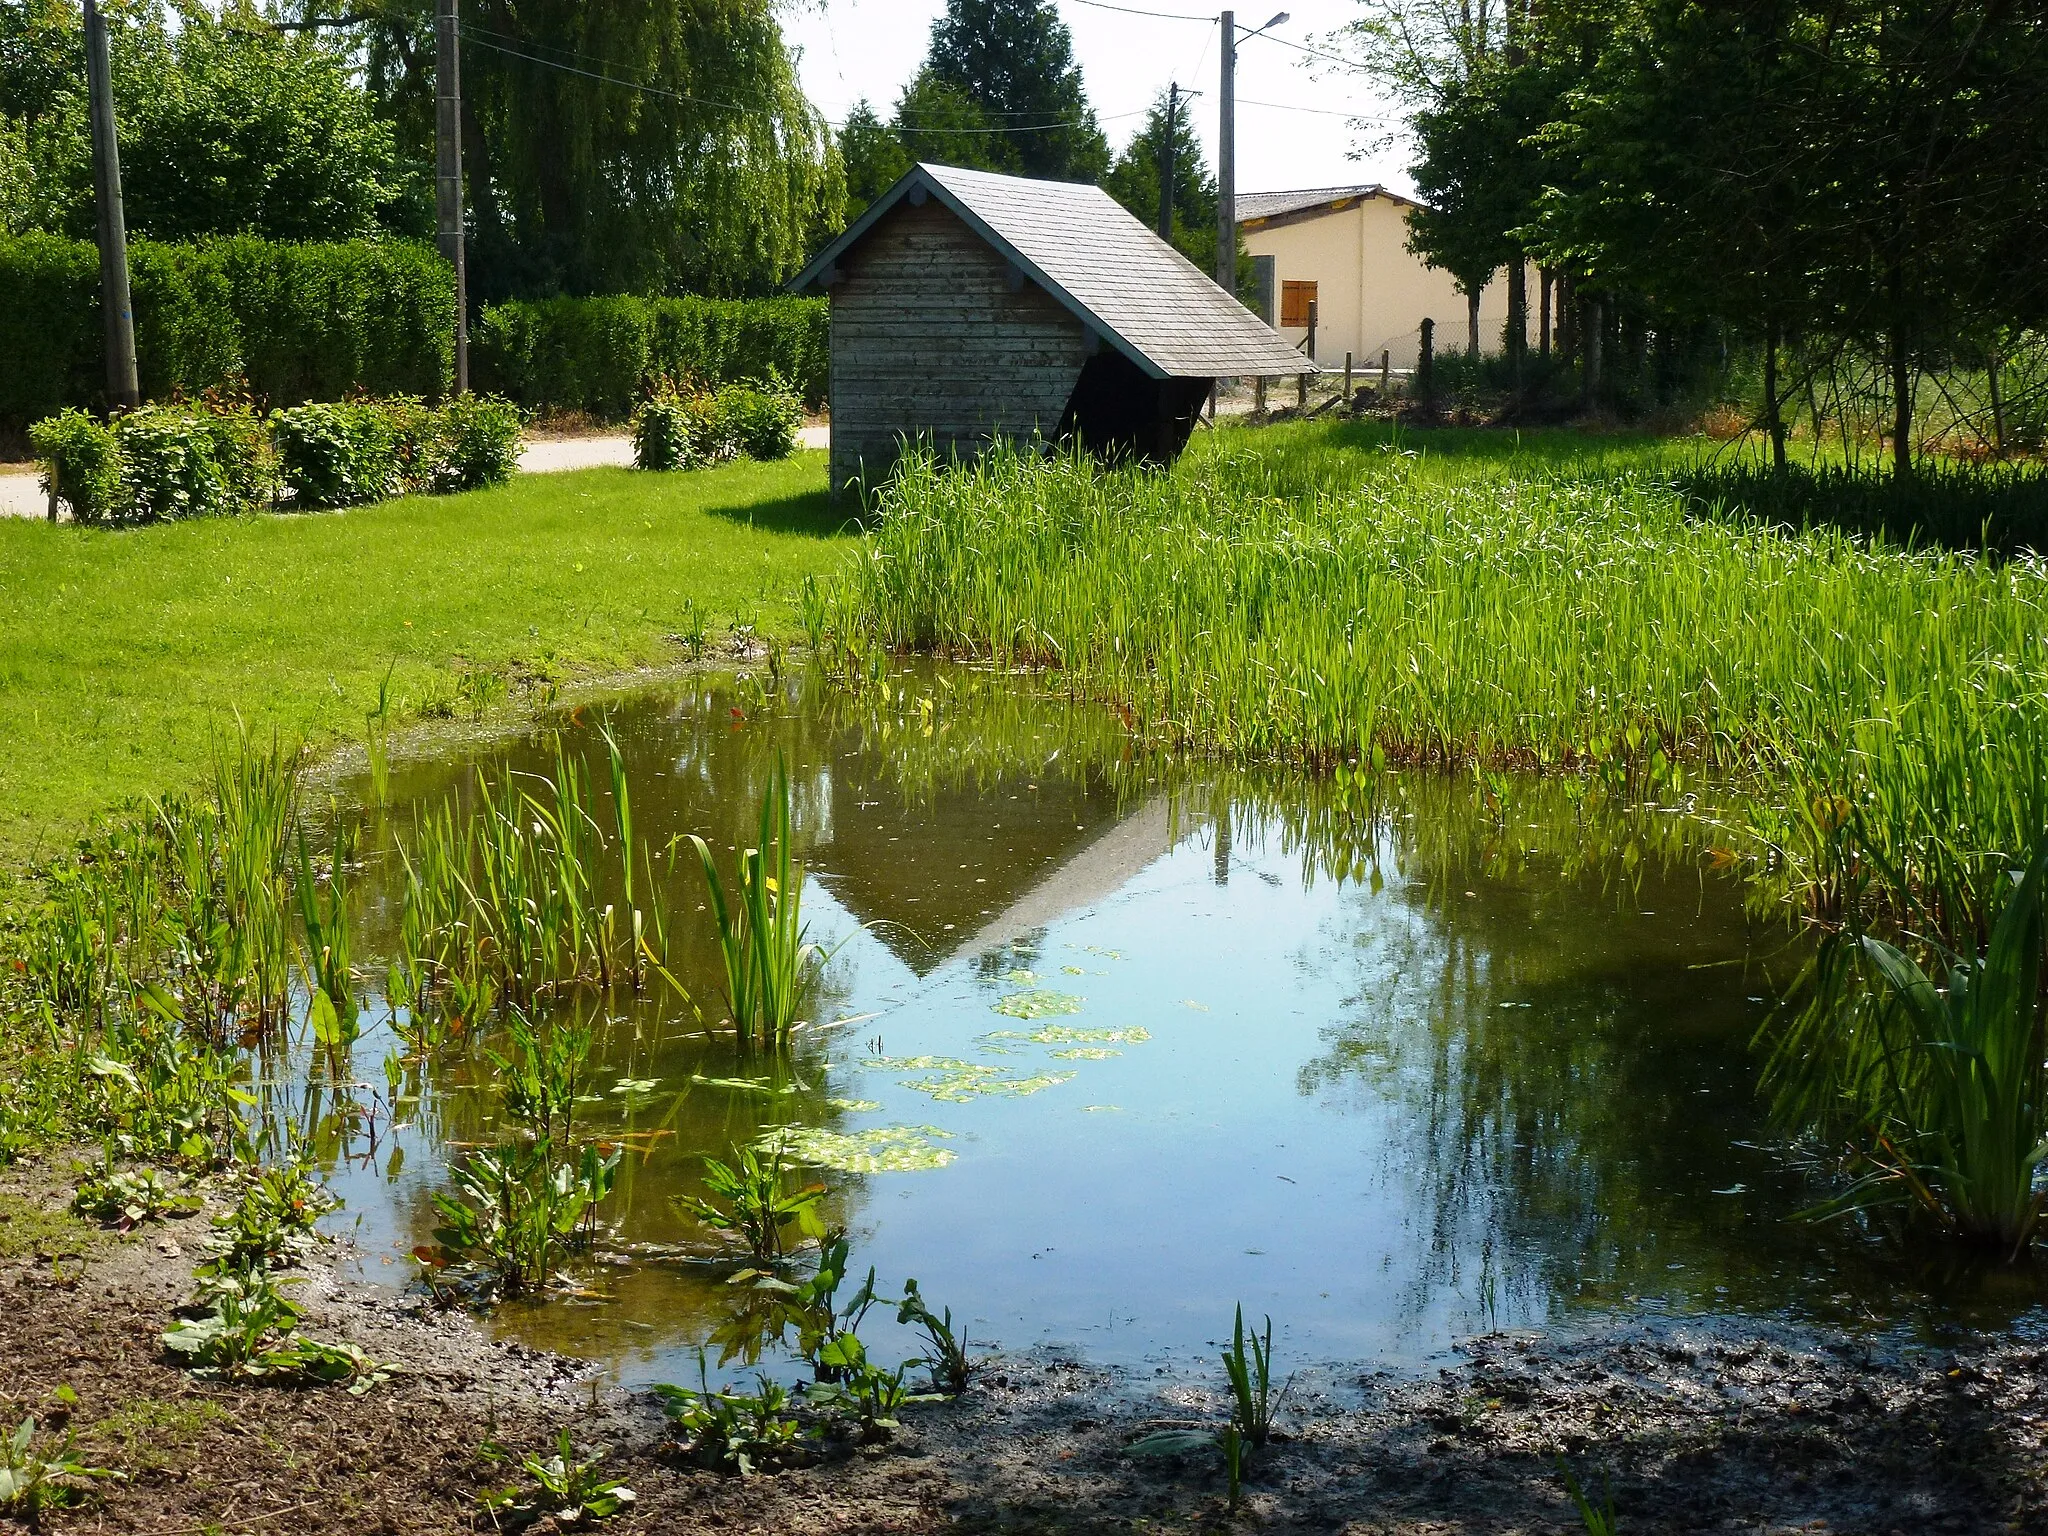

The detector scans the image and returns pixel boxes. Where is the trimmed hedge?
[473,295,828,419]
[0,234,455,433]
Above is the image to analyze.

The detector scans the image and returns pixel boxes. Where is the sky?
[781,0,1418,199]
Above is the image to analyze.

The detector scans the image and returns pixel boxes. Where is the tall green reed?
[391,731,684,1038]
[690,760,831,1049]
[1764,834,2048,1256]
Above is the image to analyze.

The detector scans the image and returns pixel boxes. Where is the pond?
[304,665,2046,1388]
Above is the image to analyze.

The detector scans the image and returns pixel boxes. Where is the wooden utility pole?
[83,0,138,411]
[1157,82,1179,243]
[436,0,470,395]
[1216,13,1236,296]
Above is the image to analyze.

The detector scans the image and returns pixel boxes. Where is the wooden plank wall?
[830,200,1089,495]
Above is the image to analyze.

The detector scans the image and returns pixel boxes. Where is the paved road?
[0,425,832,520]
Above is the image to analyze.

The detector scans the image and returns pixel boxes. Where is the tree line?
[1,0,1232,304]
[1349,0,2048,466]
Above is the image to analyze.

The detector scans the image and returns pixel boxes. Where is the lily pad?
[611,1078,660,1095]
[1000,968,1038,984]
[991,989,1084,1020]
[763,1124,956,1173]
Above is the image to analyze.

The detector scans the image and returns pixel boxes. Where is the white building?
[1238,185,1531,372]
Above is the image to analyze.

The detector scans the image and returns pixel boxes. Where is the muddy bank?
[3,1164,2044,1534]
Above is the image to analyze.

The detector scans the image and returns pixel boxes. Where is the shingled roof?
[1235,184,1416,225]
[791,163,1311,380]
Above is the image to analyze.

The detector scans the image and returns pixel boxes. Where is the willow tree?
[355,0,844,298]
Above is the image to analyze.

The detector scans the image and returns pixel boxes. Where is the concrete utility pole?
[83,0,138,411]
[1158,82,1178,243]
[1216,11,1288,298]
[1216,13,1235,295]
[436,0,470,395]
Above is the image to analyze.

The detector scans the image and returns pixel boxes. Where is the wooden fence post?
[1418,319,1435,409]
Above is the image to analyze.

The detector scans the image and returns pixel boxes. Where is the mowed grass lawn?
[0,452,850,865]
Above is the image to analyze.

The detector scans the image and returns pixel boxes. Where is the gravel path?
[0,425,832,520]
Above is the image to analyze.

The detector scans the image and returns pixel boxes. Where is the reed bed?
[813,427,2048,941]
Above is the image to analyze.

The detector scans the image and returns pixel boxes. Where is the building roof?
[791,163,1312,379]
[1236,183,1418,226]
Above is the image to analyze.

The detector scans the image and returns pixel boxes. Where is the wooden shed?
[790,163,1311,496]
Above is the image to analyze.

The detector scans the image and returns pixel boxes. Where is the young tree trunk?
[1538,268,1552,362]
[1764,321,1787,472]
[1987,343,2007,456]
[1888,326,1913,478]
[1582,297,1604,411]
[1557,273,1576,366]
[1507,259,1527,392]
[1466,285,1483,359]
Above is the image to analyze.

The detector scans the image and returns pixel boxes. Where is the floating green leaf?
[991,989,1084,1019]
[983,1025,1150,1046]
[826,1097,881,1113]
[763,1125,957,1173]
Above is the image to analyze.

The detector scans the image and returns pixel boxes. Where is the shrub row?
[0,234,456,433]
[30,396,523,525]
[474,295,828,420]
[631,382,804,472]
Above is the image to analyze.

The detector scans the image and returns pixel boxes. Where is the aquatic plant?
[207,1157,338,1272]
[654,1360,810,1475]
[0,1413,116,1516]
[897,1277,976,1395]
[1555,1457,1620,1536]
[392,737,687,1025]
[1130,1303,1282,1508]
[690,760,833,1047]
[478,1431,634,1528]
[294,827,358,1059]
[71,1165,196,1229]
[1765,837,2048,1256]
[676,1143,826,1265]
[426,1139,619,1300]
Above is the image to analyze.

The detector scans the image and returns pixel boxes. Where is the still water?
[307,666,2043,1386]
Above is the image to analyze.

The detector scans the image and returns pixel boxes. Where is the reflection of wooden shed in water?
[790,162,1310,496]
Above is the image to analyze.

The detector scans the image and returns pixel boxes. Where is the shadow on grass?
[698,485,861,540]
[1669,460,2048,557]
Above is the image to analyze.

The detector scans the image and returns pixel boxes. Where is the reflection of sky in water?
[298,671,2047,1388]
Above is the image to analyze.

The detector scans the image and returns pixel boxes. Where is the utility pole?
[436,0,470,395]
[1216,13,1235,295]
[1157,82,1178,244]
[1216,12,1288,298]
[83,0,138,411]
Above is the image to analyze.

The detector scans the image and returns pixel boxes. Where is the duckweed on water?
[984,1026,1151,1046]
[990,989,1085,1019]
[764,1124,957,1173]
[865,1057,1079,1102]
[1049,1048,1121,1060]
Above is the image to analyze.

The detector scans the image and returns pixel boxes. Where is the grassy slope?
[0,453,849,864]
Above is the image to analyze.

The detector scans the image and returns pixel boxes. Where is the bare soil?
[4,1160,2045,1535]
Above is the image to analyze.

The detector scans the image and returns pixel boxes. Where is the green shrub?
[716,380,803,462]
[631,393,699,472]
[433,394,524,492]
[0,234,454,431]
[474,294,827,419]
[105,404,274,524]
[27,408,116,524]
[272,401,401,508]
